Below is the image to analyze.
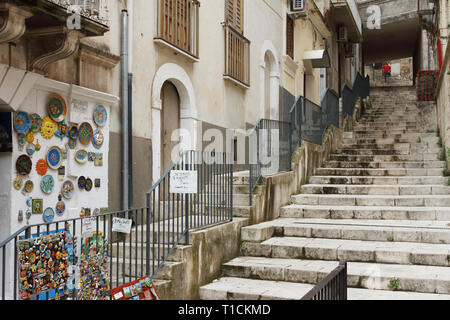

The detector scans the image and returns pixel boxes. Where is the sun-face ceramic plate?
[41,175,55,194]
[48,94,67,123]
[47,146,63,170]
[43,207,55,223]
[75,149,88,164]
[61,180,74,199]
[78,122,93,145]
[36,159,48,176]
[93,105,108,127]
[14,112,30,134]
[16,155,32,176]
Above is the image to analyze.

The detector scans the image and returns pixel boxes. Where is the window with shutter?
[286,14,294,59]
[225,0,243,32]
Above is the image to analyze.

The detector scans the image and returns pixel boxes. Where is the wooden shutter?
[286,14,294,59]
[225,0,243,32]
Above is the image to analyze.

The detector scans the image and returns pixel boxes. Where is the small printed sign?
[82,217,97,234]
[112,217,133,234]
[170,170,198,194]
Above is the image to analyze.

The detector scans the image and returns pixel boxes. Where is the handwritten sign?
[170,170,198,194]
[112,218,133,234]
[82,217,97,234]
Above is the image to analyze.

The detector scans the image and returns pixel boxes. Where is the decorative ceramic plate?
[14,112,30,134]
[92,129,104,149]
[56,201,66,216]
[85,178,93,192]
[43,207,55,223]
[69,124,78,140]
[75,149,88,164]
[93,105,108,127]
[47,146,63,170]
[13,176,23,190]
[23,180,34,193]
[41,175,55,194]
[26,133,34,143]
[26,143,35,156]
[48,94,67,123]
[17,133,27,147]
[61,180,75,199]
[29,114,42,134]
[78,122,93,145]
[36,159,48,176]
[78,176,86,189]
[16,155,32,176]
[41,116,56,139]
[68,138,76,150]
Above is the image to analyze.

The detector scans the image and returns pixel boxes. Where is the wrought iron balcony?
[45,0,109,27]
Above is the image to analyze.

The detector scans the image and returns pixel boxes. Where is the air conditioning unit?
[289,0,308,19]
[337,26,348,42]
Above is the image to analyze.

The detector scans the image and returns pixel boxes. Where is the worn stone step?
[336,148,440,156]
[241,237,450,267]
[342,137,437,144]
[309,176,449,185]
[315,168,444,177]
[329,154,441,162]
[199,277,450,300]
[233,206,254,218]
[324,161,446,169]
[291,194,450,207]
[280,204,450,221]
[300,184,450,196]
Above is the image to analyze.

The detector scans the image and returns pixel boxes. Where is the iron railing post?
[145,193,151,276]
[185,157,190,245]
[339,260,347,300]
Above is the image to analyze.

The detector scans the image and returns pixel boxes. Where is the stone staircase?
[199,86,450,300]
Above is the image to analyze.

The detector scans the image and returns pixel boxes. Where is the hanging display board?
[109,276,160,301]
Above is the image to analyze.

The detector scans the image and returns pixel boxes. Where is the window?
[225,0,244,32]
[286,14,294,59]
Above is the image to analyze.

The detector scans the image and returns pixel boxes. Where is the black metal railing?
[301,260,348,300]
[0,150,233,300]
[343,73,370,120]
[249,119,292,206]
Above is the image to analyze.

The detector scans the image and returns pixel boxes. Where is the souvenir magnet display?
[93,105,108,127]
[47,146,63,170]
[41,117,56,139]
[14,176,23,190]
[14,112,30,134]
[40,175,55,194]
[92,129,104,149]
[32,199,43,215]
[43,207,55,223]
[75,150,88,164]
[29,114,42,134]
[61,181,74,200]
[93,208,100,216]
[48,94,67,123]
[36,159,48,176]
[16,155,32,176]
[78,122,93,145]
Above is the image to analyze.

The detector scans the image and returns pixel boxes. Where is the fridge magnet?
[41,175,55,194]
[94,178,100,188]
[58,166,65,181]
[47,146,63,170]
[14,112,30,134]
[68,138,76,149]
[18,210,24,222]
[17,133,26,151]
[75,150,88,164]
[80,207,86,218]
[26,196,32,208]
[14,176,23,190]
[26,143,35,156]
[29,114,42,134]
[41,117,56,140]
[78,122,93,145]
[26,209,31,222]
[88,152,95,162]
[93,208,100,216]
[92,129,104,149]
[100,208,108,215]
[43,207,55,223]
[69,124,78,140]
[26,133,34,144]
[34,140,41,152]
[78,176,86,189]
[85,178,93,192]
[48,94,67,123]
[61,180,74,199]
[32,199,43,215]
[23,180,34,193]
[94,153,103,167]
[84,208,91,217]
[36,159,48,176]
[16,155,32,176]
[56,200,66,216]
[93,105,108,127]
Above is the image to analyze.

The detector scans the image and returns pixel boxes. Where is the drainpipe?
[121,10,130,213]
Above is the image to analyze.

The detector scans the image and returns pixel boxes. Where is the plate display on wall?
[41,175,55,194]
[36,159,48,176]
[61,180,75,199]
[23,180,34,193]
[85,178,93,192]
[43,207,55,223]
[93,105,108,127]
[16,155,32,176]
[56,200,66,216]
[75,149,88,164]
[47,146,63,170]
[48,94,67,123]
[92,129,104,149]
[78,122,93,145]
[14,112,30,134]
[29,114,42,134]
[78,176,86,189]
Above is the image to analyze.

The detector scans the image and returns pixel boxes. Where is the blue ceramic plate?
[61,180,74,199]
[93,105,108,127]
[75,149,88,164]
[43,207,55,223]
[47,146,62,170]
[14,112,30,134]
[41,175,55,194]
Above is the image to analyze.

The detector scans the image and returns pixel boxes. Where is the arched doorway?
[161,81,180,174]
[260,40,280,121]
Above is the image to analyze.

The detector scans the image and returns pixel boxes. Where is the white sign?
[112,217,133,234]
[70,99,89,123]
[82,217,97,234]
[170,170,198,194]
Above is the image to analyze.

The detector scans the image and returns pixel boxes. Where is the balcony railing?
[224,24,250,87]
[46,0,110,26]
[156,0,200,59]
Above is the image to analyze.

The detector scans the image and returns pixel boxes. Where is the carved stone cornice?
[0,3,33,44]
[78,42,120,69]
[26,26,84,74]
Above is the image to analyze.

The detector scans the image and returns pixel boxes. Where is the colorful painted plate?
[85,178,93,192]
[69,124,78,140]
[36,159,48,176]
[78,176,86,189]
[92,129,104,149]
[16,155,32,176]
[23,180,34,193]
[48,94,67,123]
[78,122,93,145]
[29,114,42,134]
[14,112,30,134]
[26,143,35,156]
[41,175,55,194]
[41,116,56,139]
[47,146,63,170]
[93,105,108,127]
[56,201,66,216]
[68,138,76,149]
[61,180,75,199]
[75,149,88,164]
[17,133,27,147]
[13,176,23,190]
[43,207,55,223]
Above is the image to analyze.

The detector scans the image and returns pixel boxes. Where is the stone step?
[220,257,450,294]
[315,168,444,176]
[336,149,440,156]
[240,237,450,267]
[233,206,254,218]
[291,194,450,207]
[241,218,450,244]
[342,137,438,144]
[199,277,450,300]
[329,154,441,162]
[324,161,446,169]
[280,204,450,221]
[300,184,450,196]
[340,144,440,153]
[111,258,184,280]
[309,176,449,185]
[347,133,436,139]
